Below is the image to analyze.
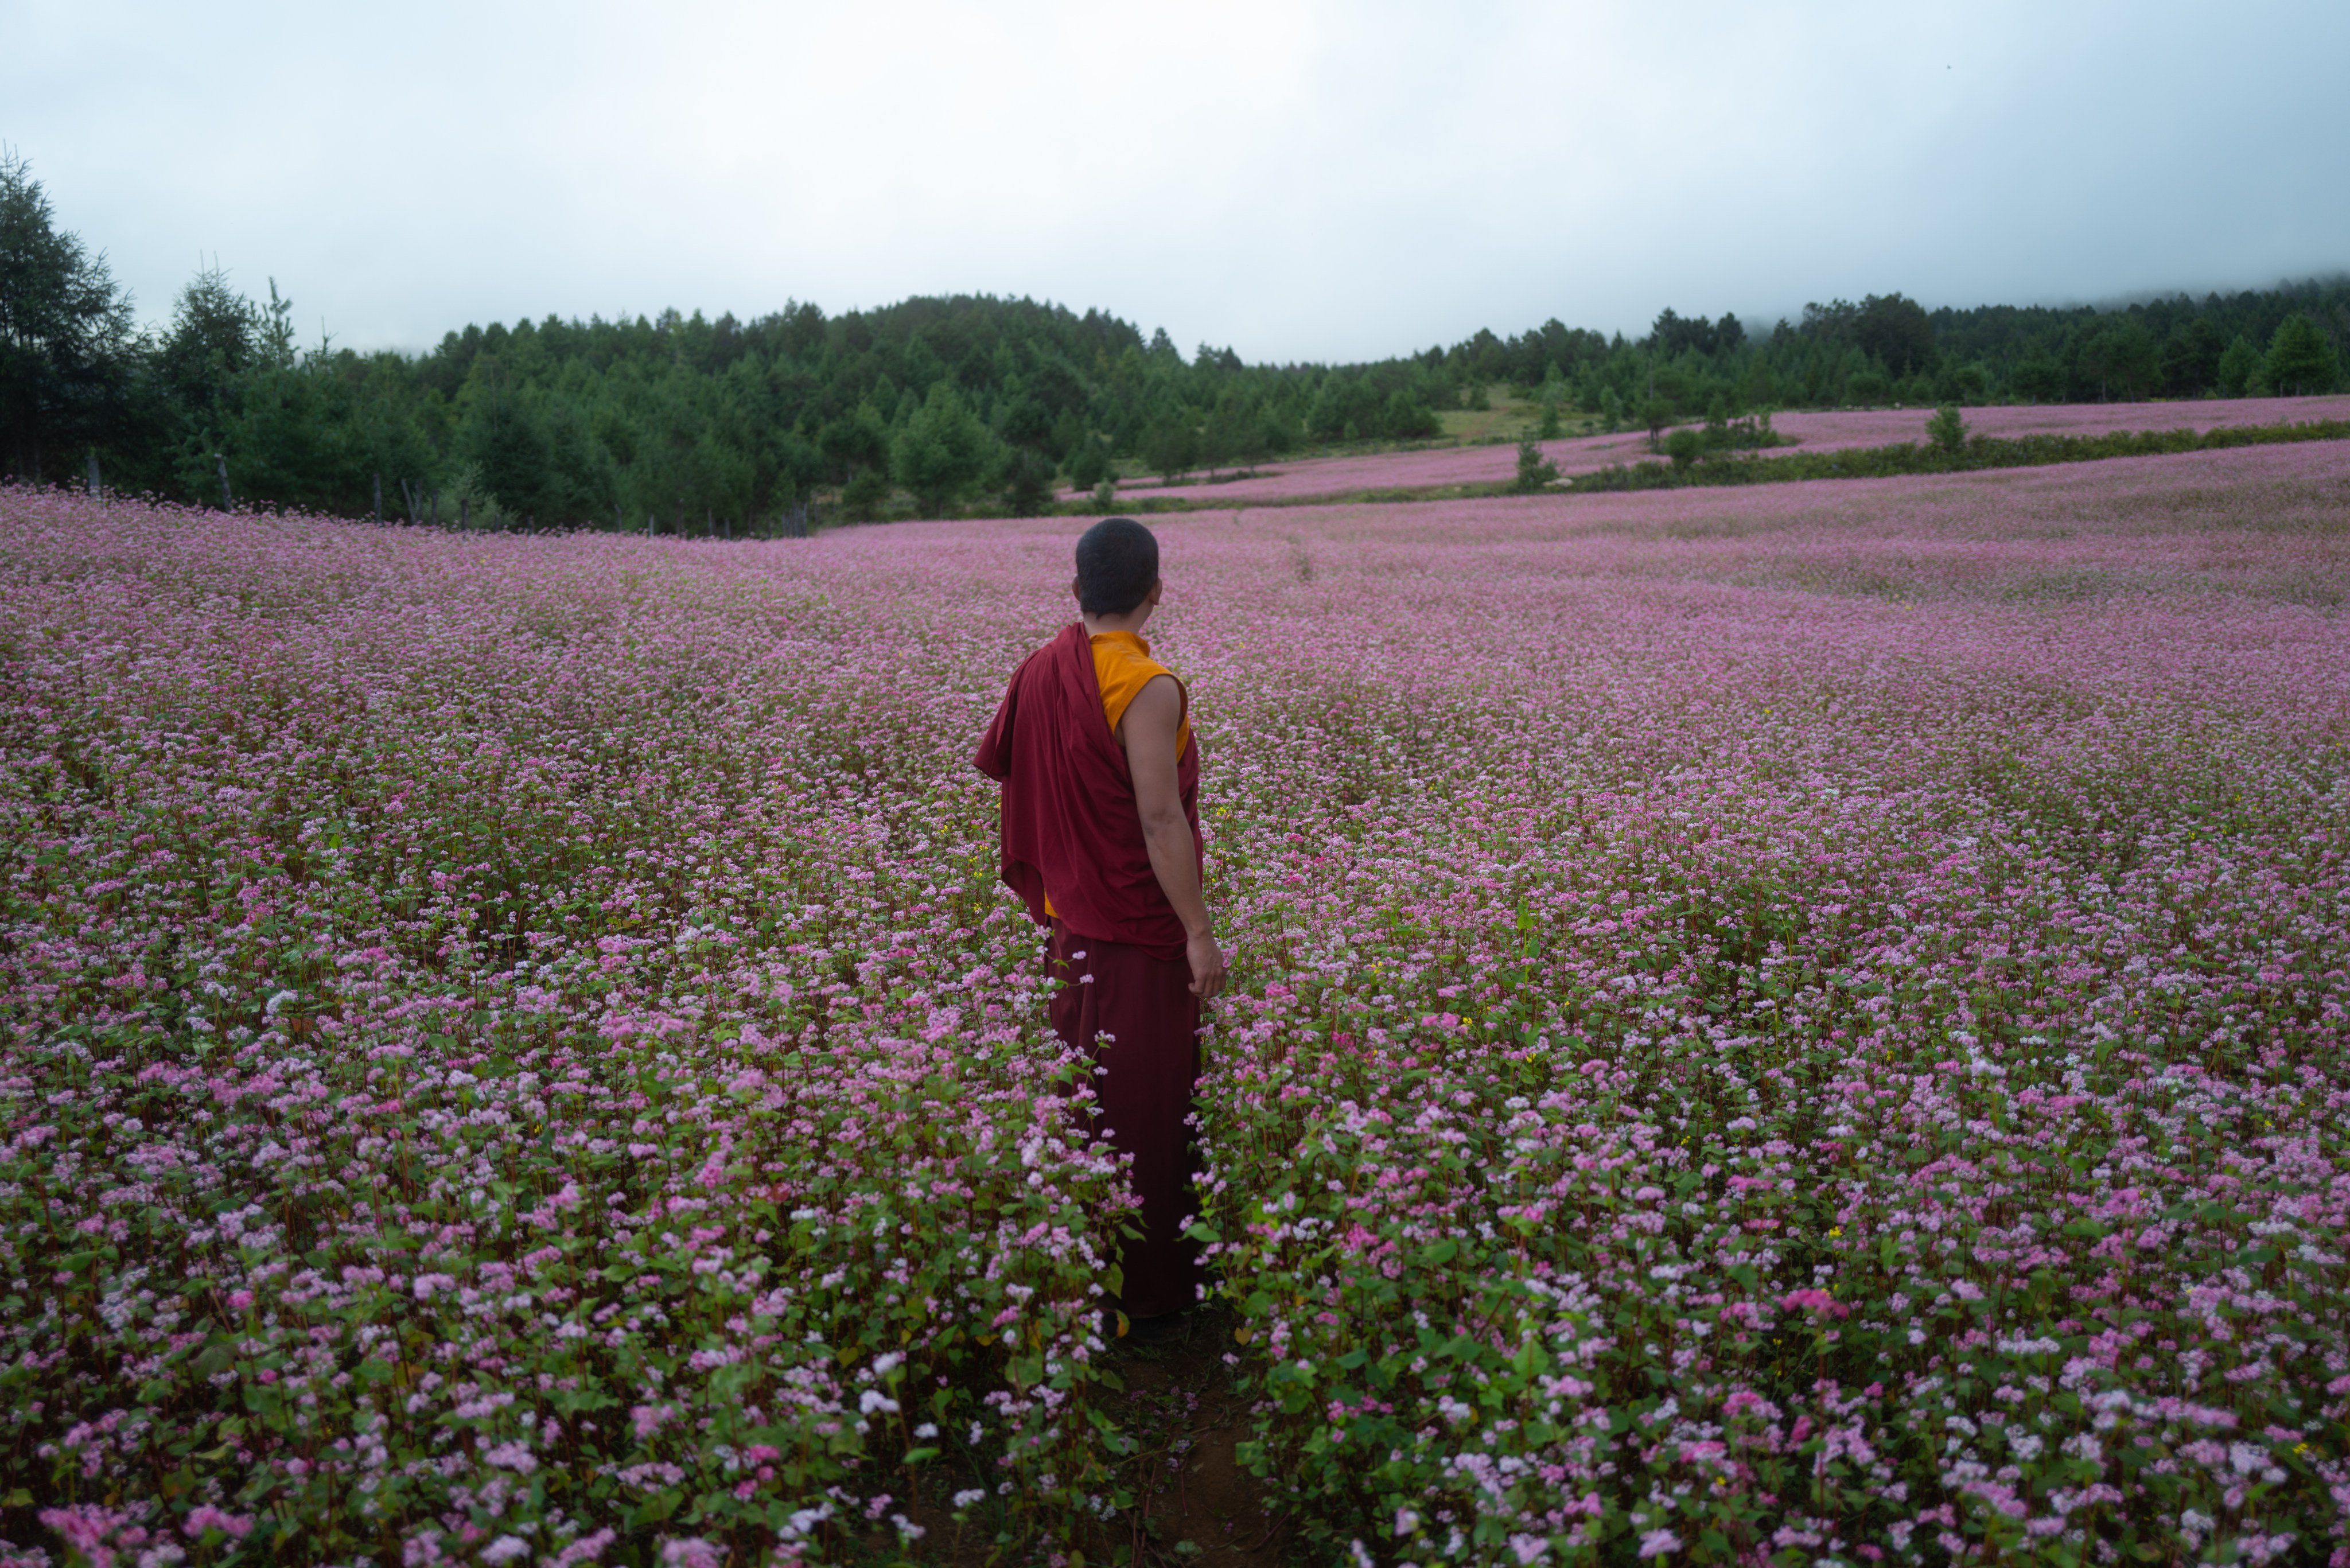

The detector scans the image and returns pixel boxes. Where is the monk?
[972,516,1227,1337]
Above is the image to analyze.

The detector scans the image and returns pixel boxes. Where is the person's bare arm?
[1122,675,1226,1000]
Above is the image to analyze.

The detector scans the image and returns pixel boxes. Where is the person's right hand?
[1185,929,1228,1001]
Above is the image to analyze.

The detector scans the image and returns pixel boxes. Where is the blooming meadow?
[0,507,1141,1565]
[1090,394,2350,504]
[4,439,2349,1566]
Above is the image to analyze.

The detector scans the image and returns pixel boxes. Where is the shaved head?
[1075,518,1160,616]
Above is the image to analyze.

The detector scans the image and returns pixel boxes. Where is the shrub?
[1511,438,1560,492]
[1926,402,1967,455]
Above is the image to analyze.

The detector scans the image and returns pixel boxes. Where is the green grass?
[1434,386,1596,446]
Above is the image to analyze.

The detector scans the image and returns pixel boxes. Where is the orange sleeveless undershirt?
[1090,631,1190,755]
[1044,631,1188,920]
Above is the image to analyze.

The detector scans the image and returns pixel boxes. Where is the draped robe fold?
[974,623,1205,1318]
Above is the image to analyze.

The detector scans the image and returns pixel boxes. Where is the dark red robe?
[974,623,1206,1319]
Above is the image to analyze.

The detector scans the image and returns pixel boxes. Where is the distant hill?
[4,152,2343,523]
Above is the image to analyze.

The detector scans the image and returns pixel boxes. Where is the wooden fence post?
[215,453,232,510]
[86,453,100,499]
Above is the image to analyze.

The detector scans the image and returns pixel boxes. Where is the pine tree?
[891,383,994,514]
[1511,438,1559,493]
[2262,314,2341,398]
[1926,404,1966,455]
[1002,448,1056,516]
[2215,336,2261,398]
[0,151,138,481]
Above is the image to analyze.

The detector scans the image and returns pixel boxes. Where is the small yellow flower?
[1828,1227,1842,1238]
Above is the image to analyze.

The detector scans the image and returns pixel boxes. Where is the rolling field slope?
[4,441,2348,1563]
[1085,393,2350,504]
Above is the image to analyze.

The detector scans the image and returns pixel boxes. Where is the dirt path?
[895,1308,1291,1567]
[1101,1309,1290,1567]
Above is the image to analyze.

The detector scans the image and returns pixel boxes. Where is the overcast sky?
[10,0,2348,363]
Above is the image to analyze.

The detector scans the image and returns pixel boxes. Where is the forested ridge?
[5,151,2344,528]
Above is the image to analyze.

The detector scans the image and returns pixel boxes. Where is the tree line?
[3,151,2343,528]
[1455,287,2345,445]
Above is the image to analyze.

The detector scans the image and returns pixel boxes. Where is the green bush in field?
[1927,403,1967,455]
[1512,438,1560,493]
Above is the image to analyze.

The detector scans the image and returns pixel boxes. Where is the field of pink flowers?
[1089,394,2350,504]
[4,439,2349,1566]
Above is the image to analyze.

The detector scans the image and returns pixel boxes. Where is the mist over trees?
[2,153,2344,526]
